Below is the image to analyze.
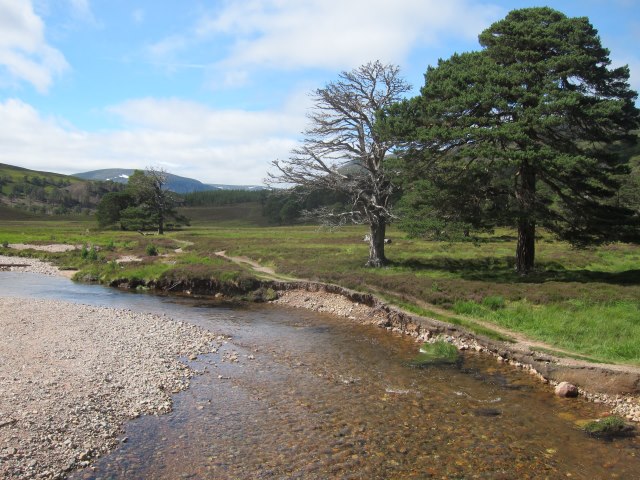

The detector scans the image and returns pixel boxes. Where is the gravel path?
[0,296,222,479]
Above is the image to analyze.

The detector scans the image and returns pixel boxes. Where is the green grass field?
[1,205,639,365]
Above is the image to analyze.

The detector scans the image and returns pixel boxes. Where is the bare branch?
[266,61,410,266]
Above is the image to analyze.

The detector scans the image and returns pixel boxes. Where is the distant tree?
[268,61,411,267]
[126,168,188,234]
[96,191,136,229]
[183,189,266,207]
[119,205,155,231]
[389,7,640,273]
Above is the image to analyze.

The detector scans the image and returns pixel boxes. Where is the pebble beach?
[0,258,221,479]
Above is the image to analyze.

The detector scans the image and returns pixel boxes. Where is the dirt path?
[214,250,297,281]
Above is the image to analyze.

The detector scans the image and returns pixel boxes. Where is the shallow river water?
[2,272,640,479]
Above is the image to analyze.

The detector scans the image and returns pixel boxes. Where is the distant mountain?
[73,169,264,194]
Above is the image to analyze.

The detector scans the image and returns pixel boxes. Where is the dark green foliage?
[616,144,640,213]
[392,162,508,240]
[389,7,640,273]
[119,206,154,231]
[146,243,158,256]
[96,191,136,228]
[183,189,266,207]
[81,245,98,261]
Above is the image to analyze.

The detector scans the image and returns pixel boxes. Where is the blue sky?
[1,0,638,185]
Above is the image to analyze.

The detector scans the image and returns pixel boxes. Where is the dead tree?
[268,61,411,267]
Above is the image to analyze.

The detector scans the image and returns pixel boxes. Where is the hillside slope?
[0,163,120,215]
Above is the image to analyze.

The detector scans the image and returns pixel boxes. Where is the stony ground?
[0,292,222,479]
[5,244,79,253]
[0,255,65,276]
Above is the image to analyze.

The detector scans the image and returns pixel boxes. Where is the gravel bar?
[0,255,64,276]
[0,297,222,479]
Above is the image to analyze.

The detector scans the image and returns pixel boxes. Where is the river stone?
[555,382,579,398]
[473,408,502,417]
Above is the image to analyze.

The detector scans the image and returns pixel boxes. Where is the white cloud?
[147,34,188,61]
[67,0,95,23]
[0,0,68,93]
[146,0,502,81]
[108,97,305,139]
[199,0,501,69]
[0,97,306,185]
[132,8,145,25]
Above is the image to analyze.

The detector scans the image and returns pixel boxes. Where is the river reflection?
[1,272,639,479]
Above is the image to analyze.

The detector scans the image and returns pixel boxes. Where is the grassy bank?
[0,214,639,365]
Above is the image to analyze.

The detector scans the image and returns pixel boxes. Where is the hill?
[0,163,121,216]
[74,169,264,194]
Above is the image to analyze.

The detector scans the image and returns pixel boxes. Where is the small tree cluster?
[96,168,188,233]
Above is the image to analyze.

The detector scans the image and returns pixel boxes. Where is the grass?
[0,212,639,365]
[410,340,460,366]
[374,292,514,342]
[583,416,634,439]
[453,299,640,362]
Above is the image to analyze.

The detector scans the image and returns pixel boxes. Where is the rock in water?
[555,382,579,398]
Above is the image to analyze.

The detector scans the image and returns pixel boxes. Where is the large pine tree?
[395,7,639,273]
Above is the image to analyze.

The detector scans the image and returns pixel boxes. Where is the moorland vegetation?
[1,7,639,366]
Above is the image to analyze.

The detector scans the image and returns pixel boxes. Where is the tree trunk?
[158,212,164,235]
[515,160,536,274]
[366,220,387,267]
[516,218,535,274]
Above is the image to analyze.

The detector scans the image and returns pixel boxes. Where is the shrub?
[81,244,99,261]
[453,300,484,316]
[482,295,506,310]
[146,244,159,256]
[583,416,634,439]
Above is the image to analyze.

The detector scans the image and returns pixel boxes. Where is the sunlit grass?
[1,213,639,364]
[453,298,640,364]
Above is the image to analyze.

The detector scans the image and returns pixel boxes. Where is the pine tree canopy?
[390,7,640,272]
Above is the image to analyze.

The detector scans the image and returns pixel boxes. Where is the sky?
[0,1,639,186]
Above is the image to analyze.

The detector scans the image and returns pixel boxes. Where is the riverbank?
[5,250,640,421]
[1,252,639,479]
[0,294,221,480]
[271,284,640,423]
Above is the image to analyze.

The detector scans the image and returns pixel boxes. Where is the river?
[1,271,639,479]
